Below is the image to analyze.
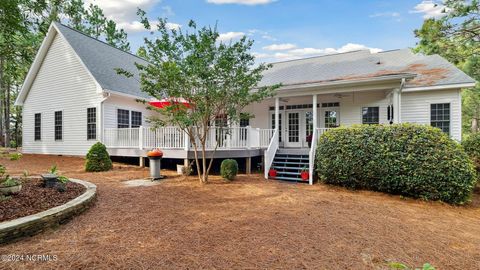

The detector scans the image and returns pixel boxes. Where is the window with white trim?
[431,103,450,135]
[87,108,97,140]
[54,111,62,141]
[34,113,41,141]
[362,107,379,125]
[117,109,130,128]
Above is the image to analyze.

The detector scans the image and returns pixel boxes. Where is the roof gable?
[53,23,149,98]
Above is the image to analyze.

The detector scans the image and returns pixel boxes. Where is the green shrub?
[316,124,477,204]
[462,132,480,174]
[85,142,112,172]
[9,152,22,161]
[220,159,238,180]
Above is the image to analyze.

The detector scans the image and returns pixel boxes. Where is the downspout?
[397,78,406,123]
[99,92,111,143]
[392,78,406,124]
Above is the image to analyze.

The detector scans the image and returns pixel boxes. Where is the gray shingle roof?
[55,22,475,99]
[54,22,150,98]
[259,49,476,89]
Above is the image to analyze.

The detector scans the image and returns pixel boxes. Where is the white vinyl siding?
[103,95,155,129]
[22,33,103,155]
[401,89,461,141]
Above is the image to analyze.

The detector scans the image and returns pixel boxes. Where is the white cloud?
[247,29,277,41]
[85,0,160,22]
[254,43,383,61]
[369,12,401,18]
[217,32,245,42]
[252,52,270,59]
[85,0,181,33]
[161,6,175,17]
[410,1,450,19]
[118,20,181,33]
[207,0,275,5]
[335,43,383,54]
[263,43,297,51]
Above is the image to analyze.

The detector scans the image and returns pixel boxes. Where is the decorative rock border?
[0,178,96,244]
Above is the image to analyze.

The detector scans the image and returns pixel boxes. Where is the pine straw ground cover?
[0,178,85,222]
[0,155,479,269]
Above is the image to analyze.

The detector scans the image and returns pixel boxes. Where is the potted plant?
[268,168,277,178]
[56,176,69,192]
[0,177,22,195]
[300,167,309,181]
[42,165,69,191]
[306,134,313,147]
[0,165,22,195]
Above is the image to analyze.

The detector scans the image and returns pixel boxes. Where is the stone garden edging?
[0,178,96,244]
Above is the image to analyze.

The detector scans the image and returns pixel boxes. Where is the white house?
[15,22,476,184]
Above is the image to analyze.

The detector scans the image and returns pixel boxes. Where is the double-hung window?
[131,111,142,128]
[34,113,41,141]
[87,108,97,140]
[54,111,62,141]
[362,107,379,125]
[431,103,450,134]
[117,109,130,128]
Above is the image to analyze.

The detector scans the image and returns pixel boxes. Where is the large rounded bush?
[220,159,238,180]
[316,124,477,204]
[462,132,480,173]
[85,142,113,172]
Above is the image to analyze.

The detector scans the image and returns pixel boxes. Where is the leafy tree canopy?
[120,11,280,183]
[414,0,480,134]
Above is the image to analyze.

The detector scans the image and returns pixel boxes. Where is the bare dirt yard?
[0,154,479,269]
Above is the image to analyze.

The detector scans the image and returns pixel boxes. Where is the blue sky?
[86,0,448,62]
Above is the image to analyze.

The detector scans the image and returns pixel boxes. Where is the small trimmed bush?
[220,159,238,180]
[85,142,112,172]
[316,124,477,204]
[462,132,480,174]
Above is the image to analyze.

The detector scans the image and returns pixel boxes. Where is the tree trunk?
[0,57,5,147]
[472,118,479,133]
[5,81,10,147]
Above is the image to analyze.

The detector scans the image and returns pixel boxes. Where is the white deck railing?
[104,126,274,150]
[264,129,279,179]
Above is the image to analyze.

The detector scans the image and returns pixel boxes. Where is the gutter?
[99,92,110,143]
[258,73,417,93]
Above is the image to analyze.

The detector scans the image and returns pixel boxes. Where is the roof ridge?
[268,50,371,65]
[53,22,148,63]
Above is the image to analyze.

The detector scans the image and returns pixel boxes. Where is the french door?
[285,111,302,147]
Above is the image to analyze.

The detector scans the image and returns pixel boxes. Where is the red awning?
[149,98,191,109]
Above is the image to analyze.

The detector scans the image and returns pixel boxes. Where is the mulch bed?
[0,154,480,269]
[0,178,86,222]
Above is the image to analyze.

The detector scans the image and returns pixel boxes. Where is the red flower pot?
[269,169,277,178]
[147,149,163,158]
[300,171,309,181]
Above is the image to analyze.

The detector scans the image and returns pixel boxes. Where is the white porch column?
[274,97,280,142]
[393,88,402,124]
[312,94,318,132]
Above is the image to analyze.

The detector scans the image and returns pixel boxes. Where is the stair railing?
[264,129,279,179]
[308,128,319,185]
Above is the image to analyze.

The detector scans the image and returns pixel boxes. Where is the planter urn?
[0,184,22,195]
[41,174,58,188]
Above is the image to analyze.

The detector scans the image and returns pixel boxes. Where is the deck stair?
[270,149,309,182]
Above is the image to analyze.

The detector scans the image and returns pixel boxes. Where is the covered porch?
[260,74,410,185]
